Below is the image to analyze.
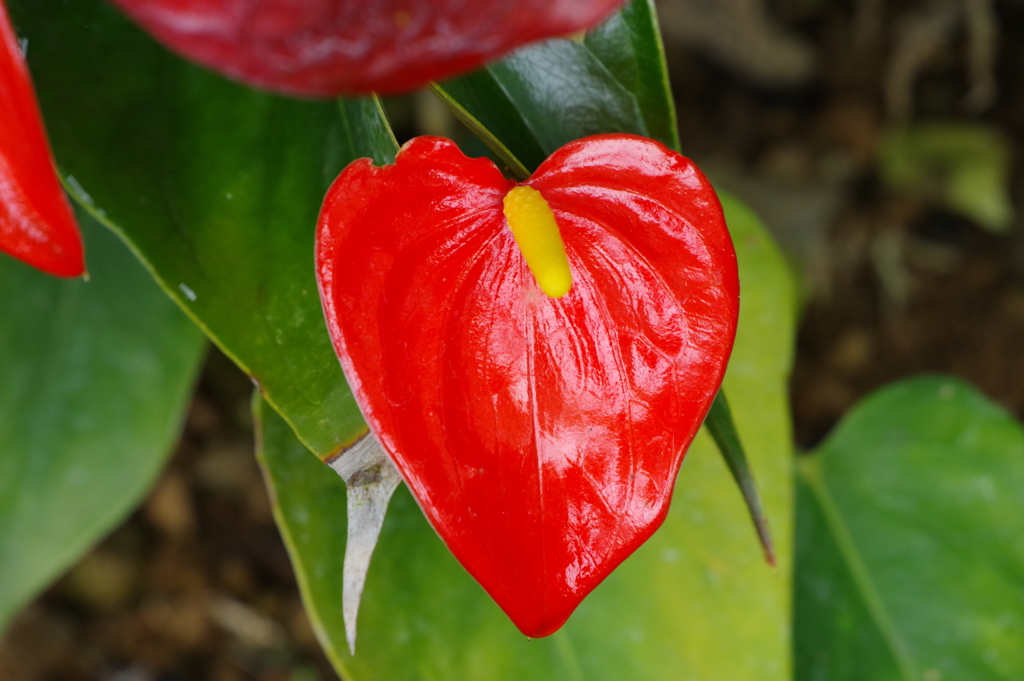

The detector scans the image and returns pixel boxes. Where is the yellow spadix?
[502,186,573,298]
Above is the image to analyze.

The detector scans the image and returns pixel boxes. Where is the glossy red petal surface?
[316,135,738,637]
[0,1,83,277]
[110,0,625,97]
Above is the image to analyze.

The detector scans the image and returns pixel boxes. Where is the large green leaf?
[10,0,395,459]
[795,376,1024,681]
[433,0,665,177]
[584,0,679,151]
[0,210,205,631]
[257,195,797,679]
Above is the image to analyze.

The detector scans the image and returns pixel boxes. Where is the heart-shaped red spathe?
[316,134,739,637]
[110,0,625,97]
[0,0,84,278]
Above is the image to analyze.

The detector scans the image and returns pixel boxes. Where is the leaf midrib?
[798,456,919,681]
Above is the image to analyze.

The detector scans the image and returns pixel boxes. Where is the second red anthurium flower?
[315,134,739,637]
[110,0,625,97]
[0,0,84,278]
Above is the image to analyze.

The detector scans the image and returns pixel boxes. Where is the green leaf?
[484,41,648,152]
[434,0,660,174]
[432,0,678,168]
[584,0,679,151]
[795,376,1024,681]
[431,74,543,178]
[0,209,205,631]
[10,0,393,459]
[339,98,400,166]
[256,195,797,680]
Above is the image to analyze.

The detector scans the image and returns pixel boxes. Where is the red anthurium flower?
[316,134,739,637]
[109,0,625,96]
[0,0,84,277]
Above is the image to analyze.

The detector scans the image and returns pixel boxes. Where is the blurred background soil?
[3,0,1024,678]
[0,352,336,681]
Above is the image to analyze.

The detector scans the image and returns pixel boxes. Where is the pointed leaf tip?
[704,390,775,566]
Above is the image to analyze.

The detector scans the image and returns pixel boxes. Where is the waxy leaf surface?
[795,376,1024,681]
[433,0,672,178]
[436,37,647,177]
[0,209,204,630]
[260,194,796,680]
[316,134,739,636]
[109,0,625,96]
[10,0,393,458]
[583,0,677,151]
[0,0,82,277]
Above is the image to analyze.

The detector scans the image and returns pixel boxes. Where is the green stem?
[428,83,532,181]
